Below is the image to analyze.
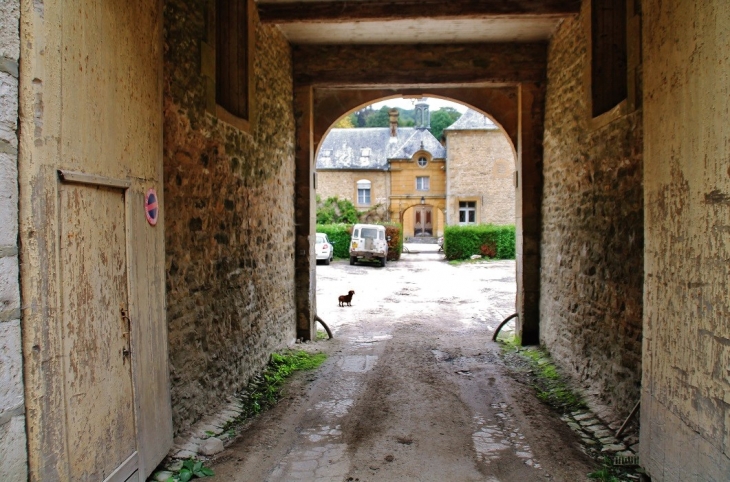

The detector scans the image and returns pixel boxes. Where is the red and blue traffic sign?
[145,188,159,226]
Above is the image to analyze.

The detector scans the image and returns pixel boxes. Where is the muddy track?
[210,253,596,481]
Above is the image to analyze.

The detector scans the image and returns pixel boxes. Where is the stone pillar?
[515,82,544,345]
[294,85,316,340]
[0,1,28,480]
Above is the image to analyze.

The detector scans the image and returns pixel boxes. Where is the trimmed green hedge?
[316,222,403,260]
[316,224,351,259]
[443,224,516,260]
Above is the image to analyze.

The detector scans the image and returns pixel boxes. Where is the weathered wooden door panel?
[59,183,136,480]
[127,189,173,476]
[20,1,170,480]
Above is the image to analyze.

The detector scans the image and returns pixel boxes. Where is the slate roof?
[444,108,498,132]
[389,128,447,160]
[316,127,446,170]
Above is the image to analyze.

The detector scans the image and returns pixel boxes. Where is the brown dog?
[338,290,355,307]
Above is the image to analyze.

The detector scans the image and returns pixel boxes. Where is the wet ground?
[209,246,596,481]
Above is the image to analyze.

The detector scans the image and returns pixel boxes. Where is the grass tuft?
[224,350,327,429]
[498,337,586,413]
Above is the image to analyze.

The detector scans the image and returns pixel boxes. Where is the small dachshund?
[338,290,355,307]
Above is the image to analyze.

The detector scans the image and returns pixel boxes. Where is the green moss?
[225,350,327,428]
[499,338,586,413]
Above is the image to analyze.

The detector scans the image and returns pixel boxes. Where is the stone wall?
[540,7,644,419]
[316,170,389,211]
[641,1,730,479]
[445,129,515,226]
[164,0,296,434]
[0,0,27,479]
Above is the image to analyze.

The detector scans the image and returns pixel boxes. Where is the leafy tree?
[333,115,354,128]
[316,196,360,224]
[364,106,392,127]
[429,107,462,140]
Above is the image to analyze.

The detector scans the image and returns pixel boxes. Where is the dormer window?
[417,156,428,167]
[359,148,371,165]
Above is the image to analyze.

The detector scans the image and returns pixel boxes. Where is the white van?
[349,223,388,267]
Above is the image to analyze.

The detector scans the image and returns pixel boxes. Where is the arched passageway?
[295,85,543,346]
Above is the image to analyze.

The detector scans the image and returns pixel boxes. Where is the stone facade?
[164,0,296,435]
[641,1,730,478]
[317,169,389,210]
[540,4,644,421]
[0,0,27,479]
[445,128,515,226]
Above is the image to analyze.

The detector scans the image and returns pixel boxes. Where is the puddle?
[338,355,379,372]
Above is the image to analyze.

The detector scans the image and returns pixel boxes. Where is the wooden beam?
[259,0,581,24]
[293,43,547,86]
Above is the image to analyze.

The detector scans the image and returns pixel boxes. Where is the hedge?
[316,222,403,261]
[443,224,516,260]
[316,224,351,259]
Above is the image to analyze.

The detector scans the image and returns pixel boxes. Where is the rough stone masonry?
[0,0,28,479]
[540,3,644,421]
[163,0,297,435]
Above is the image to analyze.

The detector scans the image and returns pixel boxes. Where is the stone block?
[0,319,23,411]
[0,152,18,248]
[0,73,18,147]
[0,257,20,321]
[0,415,28,482]
[0,0,19,61]
[199,437,224,456]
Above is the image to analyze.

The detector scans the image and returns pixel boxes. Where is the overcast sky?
[369,96,468,113]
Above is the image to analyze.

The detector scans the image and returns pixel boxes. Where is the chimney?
[415,100,430,129]
[389,108,399,137]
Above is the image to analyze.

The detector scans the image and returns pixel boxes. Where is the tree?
[429,107,462,140]
[364,106,392,127]
[333,115,354,128]
[316,196,360,224]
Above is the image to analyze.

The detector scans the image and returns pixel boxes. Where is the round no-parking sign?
[145,188,159,226]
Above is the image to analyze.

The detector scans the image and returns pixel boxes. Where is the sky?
[369,96,468,113]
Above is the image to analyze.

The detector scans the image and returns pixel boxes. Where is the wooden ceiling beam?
[259,0,581,24]
[293,43,547,86]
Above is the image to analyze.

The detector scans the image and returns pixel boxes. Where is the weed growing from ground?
[152,459,214,482]
[498,337,586,413]
[587,457,622,481]
[234,350,327,421]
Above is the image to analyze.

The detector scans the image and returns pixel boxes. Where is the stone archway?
[294,83,543,345]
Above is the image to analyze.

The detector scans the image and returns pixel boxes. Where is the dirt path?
[210,249,596,481]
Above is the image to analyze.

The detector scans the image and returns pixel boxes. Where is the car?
[315,233,334,265]
[349,223,388,267]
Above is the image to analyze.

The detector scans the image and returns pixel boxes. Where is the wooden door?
[19,1,171,480]
[59,181,138,481]
[414,206,434,236]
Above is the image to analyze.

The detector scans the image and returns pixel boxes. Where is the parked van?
[349,224,388,267]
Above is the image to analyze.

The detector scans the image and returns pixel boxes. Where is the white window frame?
[416,176,430,191]
[357,179,371,206]
[417,156,428,167]
[459,201,477,224]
